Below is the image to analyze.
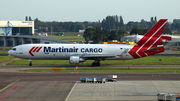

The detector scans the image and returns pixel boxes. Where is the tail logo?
[29,46,42,56]
[128,19,168,59]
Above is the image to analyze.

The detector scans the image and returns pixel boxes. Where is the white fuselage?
[8,44,134,60]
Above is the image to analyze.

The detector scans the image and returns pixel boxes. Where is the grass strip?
[21,68,180,73]
[0,51,8,54]
[8,56,180,65]
[0,56,15,63]
[173,51,180,53]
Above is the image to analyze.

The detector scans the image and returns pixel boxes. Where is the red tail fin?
[129,19,167,59]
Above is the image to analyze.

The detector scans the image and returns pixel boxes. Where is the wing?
[71,49,129,58]
[82,54,117,58]
[71,54,117,58]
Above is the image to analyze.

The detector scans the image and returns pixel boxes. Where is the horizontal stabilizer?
[143,45,164,53]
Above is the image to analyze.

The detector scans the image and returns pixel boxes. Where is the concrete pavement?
[67,81,180,101]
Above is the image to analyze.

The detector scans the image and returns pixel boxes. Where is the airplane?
[8,19,170,66]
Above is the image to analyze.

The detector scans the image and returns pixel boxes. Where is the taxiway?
[0,65,180,101]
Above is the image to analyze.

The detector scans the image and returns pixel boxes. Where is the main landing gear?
[29,59,32,66]
[92,59,101,66]
[92,62,100,66]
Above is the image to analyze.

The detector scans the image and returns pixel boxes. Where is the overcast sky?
[0,0,179,23]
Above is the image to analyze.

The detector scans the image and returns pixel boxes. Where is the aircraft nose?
[8,50,12,55]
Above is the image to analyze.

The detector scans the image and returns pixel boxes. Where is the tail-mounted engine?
[134,35,171,45]
[161,36,171,43]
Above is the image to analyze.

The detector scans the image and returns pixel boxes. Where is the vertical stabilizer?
[129,19,167,59]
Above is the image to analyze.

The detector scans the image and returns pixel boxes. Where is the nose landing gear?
[29,59,32,66]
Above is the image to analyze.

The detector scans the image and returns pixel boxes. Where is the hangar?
[0,21,34,35]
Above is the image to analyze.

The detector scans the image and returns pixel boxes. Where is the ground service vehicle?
[107,75,117,82]
[87,77,96,83]
[80,77,87,83]
[96,77,106,83]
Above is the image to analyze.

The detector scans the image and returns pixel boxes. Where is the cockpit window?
[12,48,16,51]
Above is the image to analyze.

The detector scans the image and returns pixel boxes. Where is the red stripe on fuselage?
[36,47,42,52]
[29,47,35,56]
[32,47,39,52]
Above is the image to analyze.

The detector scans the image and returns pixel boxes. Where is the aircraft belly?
[106,55,134,60]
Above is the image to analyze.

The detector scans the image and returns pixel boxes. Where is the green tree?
[119,16,124,29]
[155,16,157,22]
[150,17,153,22]
[83,28,94,42]
[108,30,118,40]
[29,16,32,21]
[92,27,104,43]
[130,28,144,35]
[101,16,116,30]
[70,24,75,32]
[26,16,28,21]
[163,28,172,34]
[130,28,138,35]
[102,29,109,42]
[143,29,148,34]
[118,29,125,41]
[83,27,110,43]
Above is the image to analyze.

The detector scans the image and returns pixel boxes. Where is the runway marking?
[0,79,19,93]
[0,82,25,101]
[65,81,78,101]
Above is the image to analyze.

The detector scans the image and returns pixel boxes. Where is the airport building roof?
[0,35,73,47]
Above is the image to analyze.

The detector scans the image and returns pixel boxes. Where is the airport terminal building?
[0,35,73,47]
[0,21,34,35]
[0,21,73,47]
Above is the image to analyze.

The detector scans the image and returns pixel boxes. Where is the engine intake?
[69,56,85,64]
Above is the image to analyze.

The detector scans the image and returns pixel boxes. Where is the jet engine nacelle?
[69,56,86,64]
[134,35,172,44]
[161,36,172,44]
[162,39,168,43]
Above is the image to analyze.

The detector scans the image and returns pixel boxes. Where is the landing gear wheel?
[29,60,32,66]
[29,63,32,66]
[92,62,96,66]
[96,62,100,66]
[92,62,100,66]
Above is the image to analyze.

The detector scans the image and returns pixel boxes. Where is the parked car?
[107,75,117,82]
[80,77,87,83]
[96,77,106,83]
[87,77,96,83]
